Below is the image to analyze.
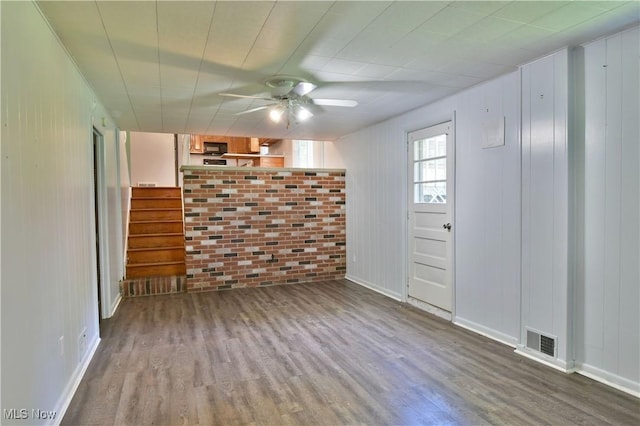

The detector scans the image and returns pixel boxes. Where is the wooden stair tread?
[127,260,185,268]
[130,208,182,211]
[129,219,183,224]
[129,232,183,238]
[131,196,182,200]
[128,246,184,252]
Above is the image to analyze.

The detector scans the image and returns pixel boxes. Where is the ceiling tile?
[370,45,420,68]
[341,26,408,56]
[588,1,636,11]
[448,1,510,15]
[353,64,398,79]
[157,1,214,57]
[492,1,570,24]
[296,55,333,72]
[531,3,609,31]
[322,58,367,76]
[96,1,157,52]
[370,1,450,30]
[453,16,523,42]
[493,24,556,51]
[547,3,639,47]
[417,5,486,37]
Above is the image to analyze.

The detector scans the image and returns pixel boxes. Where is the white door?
[407,121,454,311]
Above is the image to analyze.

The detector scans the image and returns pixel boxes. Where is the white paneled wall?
[1,2,123,422]
[339,121,412,299]
[520,50,573,369]
[576,27,639,393]
[337,72,523,344]
[453,73,521,345]
[130,132,176,187]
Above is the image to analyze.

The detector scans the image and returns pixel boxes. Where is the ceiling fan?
[219,76,358,128]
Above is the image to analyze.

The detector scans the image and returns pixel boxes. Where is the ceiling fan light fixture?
[296,106,313,121]
[269,107,284,123]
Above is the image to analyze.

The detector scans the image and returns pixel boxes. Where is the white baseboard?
[576,363,640,398]
[514,346,575,373]
[453,317,518,348]
[344,275,402,301]
[52,336,101,426]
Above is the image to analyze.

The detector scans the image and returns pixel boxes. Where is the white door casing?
[408,121,454,312]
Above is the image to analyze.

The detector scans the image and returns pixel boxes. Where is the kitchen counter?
[220,153,284,159]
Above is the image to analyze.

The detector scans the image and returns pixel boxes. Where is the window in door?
[413,134,447,203]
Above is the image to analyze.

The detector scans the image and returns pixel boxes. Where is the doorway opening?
[92,128,103,326]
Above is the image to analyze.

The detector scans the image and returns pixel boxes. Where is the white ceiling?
[38,1,639,141]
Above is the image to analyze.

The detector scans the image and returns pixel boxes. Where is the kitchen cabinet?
[248,137,260,153]
[258,156,284,167]
[189,135,205,153]
[228,137,247,154]
[231,136,260,154]
[191,135,276,154]
[221,153,285,168]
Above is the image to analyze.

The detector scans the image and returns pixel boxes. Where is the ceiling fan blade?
[220,93,274,101]
[311,98,358,107]
[292,81,317,97]
[234,105,274,116]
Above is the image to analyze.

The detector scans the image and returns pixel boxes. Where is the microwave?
[204,142,228,155]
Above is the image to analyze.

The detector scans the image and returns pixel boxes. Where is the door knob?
[443,223,452,231]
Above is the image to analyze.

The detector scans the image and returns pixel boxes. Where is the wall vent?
[526,329,557,357]
[138,182,157,187]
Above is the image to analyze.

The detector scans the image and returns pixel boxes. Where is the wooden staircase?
[126,187,186,279]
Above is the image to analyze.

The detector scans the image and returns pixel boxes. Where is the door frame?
[92,127,110,321]
[404,113,457,320]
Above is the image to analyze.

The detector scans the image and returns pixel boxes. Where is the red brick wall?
[182,167,346,291]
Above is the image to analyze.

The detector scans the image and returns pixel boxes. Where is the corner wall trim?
[344,275,402,301]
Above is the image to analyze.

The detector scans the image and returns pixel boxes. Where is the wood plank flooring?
[62,280,640,425]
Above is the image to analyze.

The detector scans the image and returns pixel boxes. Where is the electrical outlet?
[353,254,357,263]
[59,336,64,357]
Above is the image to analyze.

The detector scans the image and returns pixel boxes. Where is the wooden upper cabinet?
[202,135,232,144]
[248,137,260,153]
[227,137,246,153]
[189,135,205,154]
[191,135,266,154]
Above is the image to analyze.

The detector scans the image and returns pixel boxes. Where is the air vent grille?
[526,329,557,358]
[540,335,556,357]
